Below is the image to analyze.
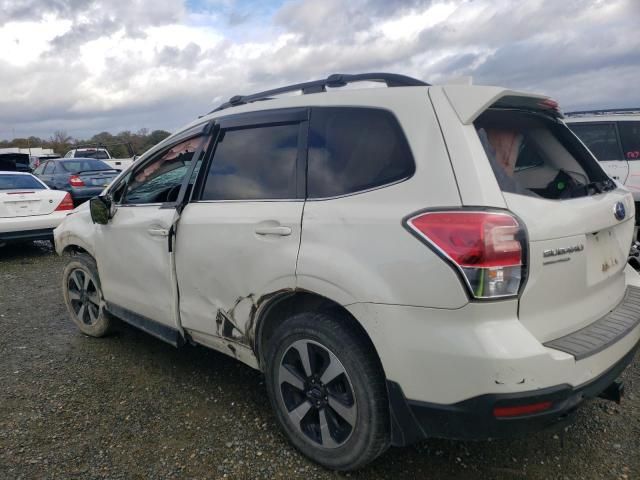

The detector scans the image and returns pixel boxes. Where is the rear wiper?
[582,179,616,195]
[559,178,613,198]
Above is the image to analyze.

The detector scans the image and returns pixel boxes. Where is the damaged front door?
[175,108,308,366]
[95,129,211,339]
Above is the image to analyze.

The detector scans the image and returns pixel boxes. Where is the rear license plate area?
[586,229,625,282]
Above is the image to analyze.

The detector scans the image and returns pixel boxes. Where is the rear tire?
[62,253,113,337]
[265,311,390,471]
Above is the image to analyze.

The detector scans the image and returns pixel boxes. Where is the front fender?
[54,204,97,257]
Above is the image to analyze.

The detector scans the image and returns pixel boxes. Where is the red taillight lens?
[55,193,74,211]
[69,175,85,187]
[493,401,553,418]
[406,211,525,298]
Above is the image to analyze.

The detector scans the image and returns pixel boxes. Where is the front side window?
[43,162,56,174]
[568,123,623,161]
[123,135,209,204]
[307,107,415,198]
[618,121,640,160]
[201,123,299,200]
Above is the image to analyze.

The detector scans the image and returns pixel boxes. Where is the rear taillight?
[405,211,526,298]
[69,175,85,187]
[55,193,74,211]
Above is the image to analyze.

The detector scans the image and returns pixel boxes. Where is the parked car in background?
[0,172,73,245]
[33,158,120,205]
[566,109,640,221]
[55,73,640,470]
[0,152,32,172]
[64,144,137,172]
[30,153,61,170]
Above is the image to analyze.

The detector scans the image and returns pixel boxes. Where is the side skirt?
[106,302,185,347]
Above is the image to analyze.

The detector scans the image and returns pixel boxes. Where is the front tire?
[62,253,113,337]
[265,311,390,471]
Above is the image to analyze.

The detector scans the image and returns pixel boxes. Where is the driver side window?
[121,135,209,205]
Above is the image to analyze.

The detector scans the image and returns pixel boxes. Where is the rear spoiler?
[442,86,561,125]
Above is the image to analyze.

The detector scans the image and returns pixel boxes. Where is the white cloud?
[0,0,639,141]
[378,2,456,41]
[0,16,71,65]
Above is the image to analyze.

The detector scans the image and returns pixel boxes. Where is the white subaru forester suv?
[54,73,640,471]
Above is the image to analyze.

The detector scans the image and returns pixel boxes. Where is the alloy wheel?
[278,339,357,448]
[67,268,102,326]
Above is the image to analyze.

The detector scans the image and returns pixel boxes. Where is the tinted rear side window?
[568,123,623,161]
[618,121,640,160]
[307,108,415,198]
[201,123,299,200]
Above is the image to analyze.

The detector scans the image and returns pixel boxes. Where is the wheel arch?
[254,290,387,379]
[62,243,93,257]
[56,232,95,258]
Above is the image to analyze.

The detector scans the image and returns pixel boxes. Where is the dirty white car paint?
[54,77,640,470]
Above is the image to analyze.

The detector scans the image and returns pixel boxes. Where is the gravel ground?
[1,242,639,480]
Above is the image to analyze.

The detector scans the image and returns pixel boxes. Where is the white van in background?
[566,109,640,221]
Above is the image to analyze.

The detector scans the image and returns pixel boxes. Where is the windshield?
[475,109,614,200]
[61,159,113,173]
[75,149,110,159]
[0,174,46,190]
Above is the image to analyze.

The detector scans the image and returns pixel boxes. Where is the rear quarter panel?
[297,90,468,308]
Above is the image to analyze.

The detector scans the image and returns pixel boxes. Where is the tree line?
[0,129,172,158]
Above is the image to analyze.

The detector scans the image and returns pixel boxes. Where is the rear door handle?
[255,226,292,236]
[148,227,170,237]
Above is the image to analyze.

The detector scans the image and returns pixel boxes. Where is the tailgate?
[437,86,637,344]
[78,170,118,187]
[506,190,634,342]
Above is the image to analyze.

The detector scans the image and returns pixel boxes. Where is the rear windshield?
[75,149,110,159]
[475,109,614,200]
[0,174,45,190]
[61,160,113,173]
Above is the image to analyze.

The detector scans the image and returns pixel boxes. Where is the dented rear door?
[175,108,307,365]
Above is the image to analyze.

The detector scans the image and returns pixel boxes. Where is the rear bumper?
[388,340,638,445]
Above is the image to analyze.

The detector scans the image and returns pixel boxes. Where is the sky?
[0,0,639,140]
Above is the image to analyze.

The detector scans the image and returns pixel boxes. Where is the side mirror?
[90,195,112,225]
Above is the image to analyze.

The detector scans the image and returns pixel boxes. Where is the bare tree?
[49,130,73,155]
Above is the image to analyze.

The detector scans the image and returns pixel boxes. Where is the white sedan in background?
[0,171,74,246]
